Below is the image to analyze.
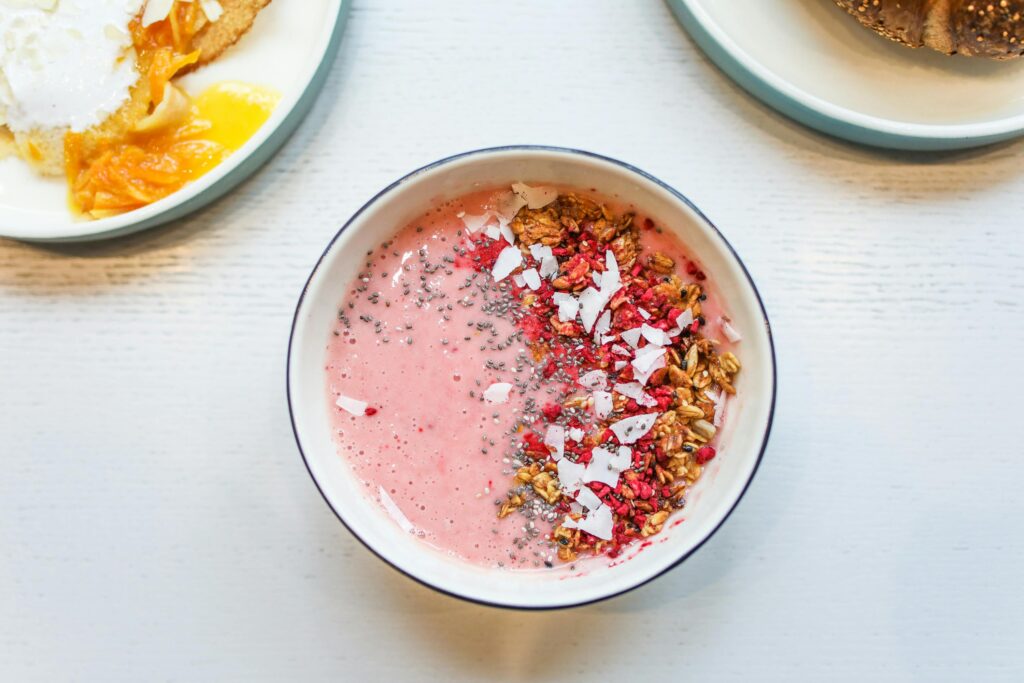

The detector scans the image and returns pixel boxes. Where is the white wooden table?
[2,1,1022,680]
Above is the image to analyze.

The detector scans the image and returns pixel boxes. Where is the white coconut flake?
[614,360,627,371]
[544,425,565,461]
[575,486,603,511]
[557,459,587,492]
[529,244,559,278]
[490,246,522,282]
[604,249,619,273]
[461,212,491,234]
[484,224,502,241]
[614,382,659,408]
[586,447,622,486]
[708,388,728,427]
[578,370,607,390]
[562,516,579,529]
[553,292,579,322]
[577,287,605,333]
[720,317,743,343]
[641,324,673,347]
[600,250,622,298]
[335,394,367,416]
[199,0,224,21]
[609,412,660,444]
[668,309,694,336]
[378,486,415,533]
[705,387,719,406]
[638,307,652,320]
[500,222,516,245]
[578,504,614,540]
[568,427,584,442]
[611,344,631,356]
[497,191,528,221]
[521,268,541,290]
[592,310,612,341]
[621,327,644,348]
[513,273,526,288]
[540,254,558,278]
[610,446,633,470]
[511,182,558,209]
[528,244,548,260]
[613,381,645,400]
[633,354,666,386]
[483,382,512,404]
[143,0,174,26]
[593,390,613,419]
[639,394,658,408]
[632,344,666,374]
[591,271,602,288]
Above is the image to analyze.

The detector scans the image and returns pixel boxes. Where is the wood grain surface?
[1,1,1022,680]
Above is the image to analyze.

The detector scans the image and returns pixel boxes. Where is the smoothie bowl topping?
[325,182,743,570]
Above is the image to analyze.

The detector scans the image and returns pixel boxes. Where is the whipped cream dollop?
[0,0,144,132]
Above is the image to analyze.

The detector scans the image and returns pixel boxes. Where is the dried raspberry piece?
[541,403,562,421]
[519,314,549,342]
[522,432,547,459]
[470,237,508,270]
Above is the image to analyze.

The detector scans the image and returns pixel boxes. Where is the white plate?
[0,0,348,242]
[667,0,1024,150]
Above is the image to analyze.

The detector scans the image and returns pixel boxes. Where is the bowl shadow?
[359,556,714,681]
[0,191,242,294]
[313,433,793,682]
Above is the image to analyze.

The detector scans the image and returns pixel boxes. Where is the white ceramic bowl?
[287,146,776,609]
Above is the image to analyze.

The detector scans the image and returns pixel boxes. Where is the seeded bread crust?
[835,0,933,47]
[835,0,1024,59]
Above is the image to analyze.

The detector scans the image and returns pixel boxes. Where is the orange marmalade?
[64,1,278,218]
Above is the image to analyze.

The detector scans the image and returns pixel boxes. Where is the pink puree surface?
[325,187,732,569]
[325,190,535,567]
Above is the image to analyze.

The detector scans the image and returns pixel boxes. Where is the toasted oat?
[648,252,676,274]
[497,493,525,519]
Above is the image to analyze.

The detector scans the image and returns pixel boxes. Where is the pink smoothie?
[325,187,736,570]
[325,190,554,568]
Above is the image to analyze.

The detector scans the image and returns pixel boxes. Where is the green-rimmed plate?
[667,0,1024,151]
[0,0,348,242]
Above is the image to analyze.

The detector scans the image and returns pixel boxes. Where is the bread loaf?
[835,0,1024,59]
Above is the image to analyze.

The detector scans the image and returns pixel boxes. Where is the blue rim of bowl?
[286,145,778,610]
[11,0,350,243]
[665,0,1024,152]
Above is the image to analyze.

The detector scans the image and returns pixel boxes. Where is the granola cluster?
[472,190,742,563]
